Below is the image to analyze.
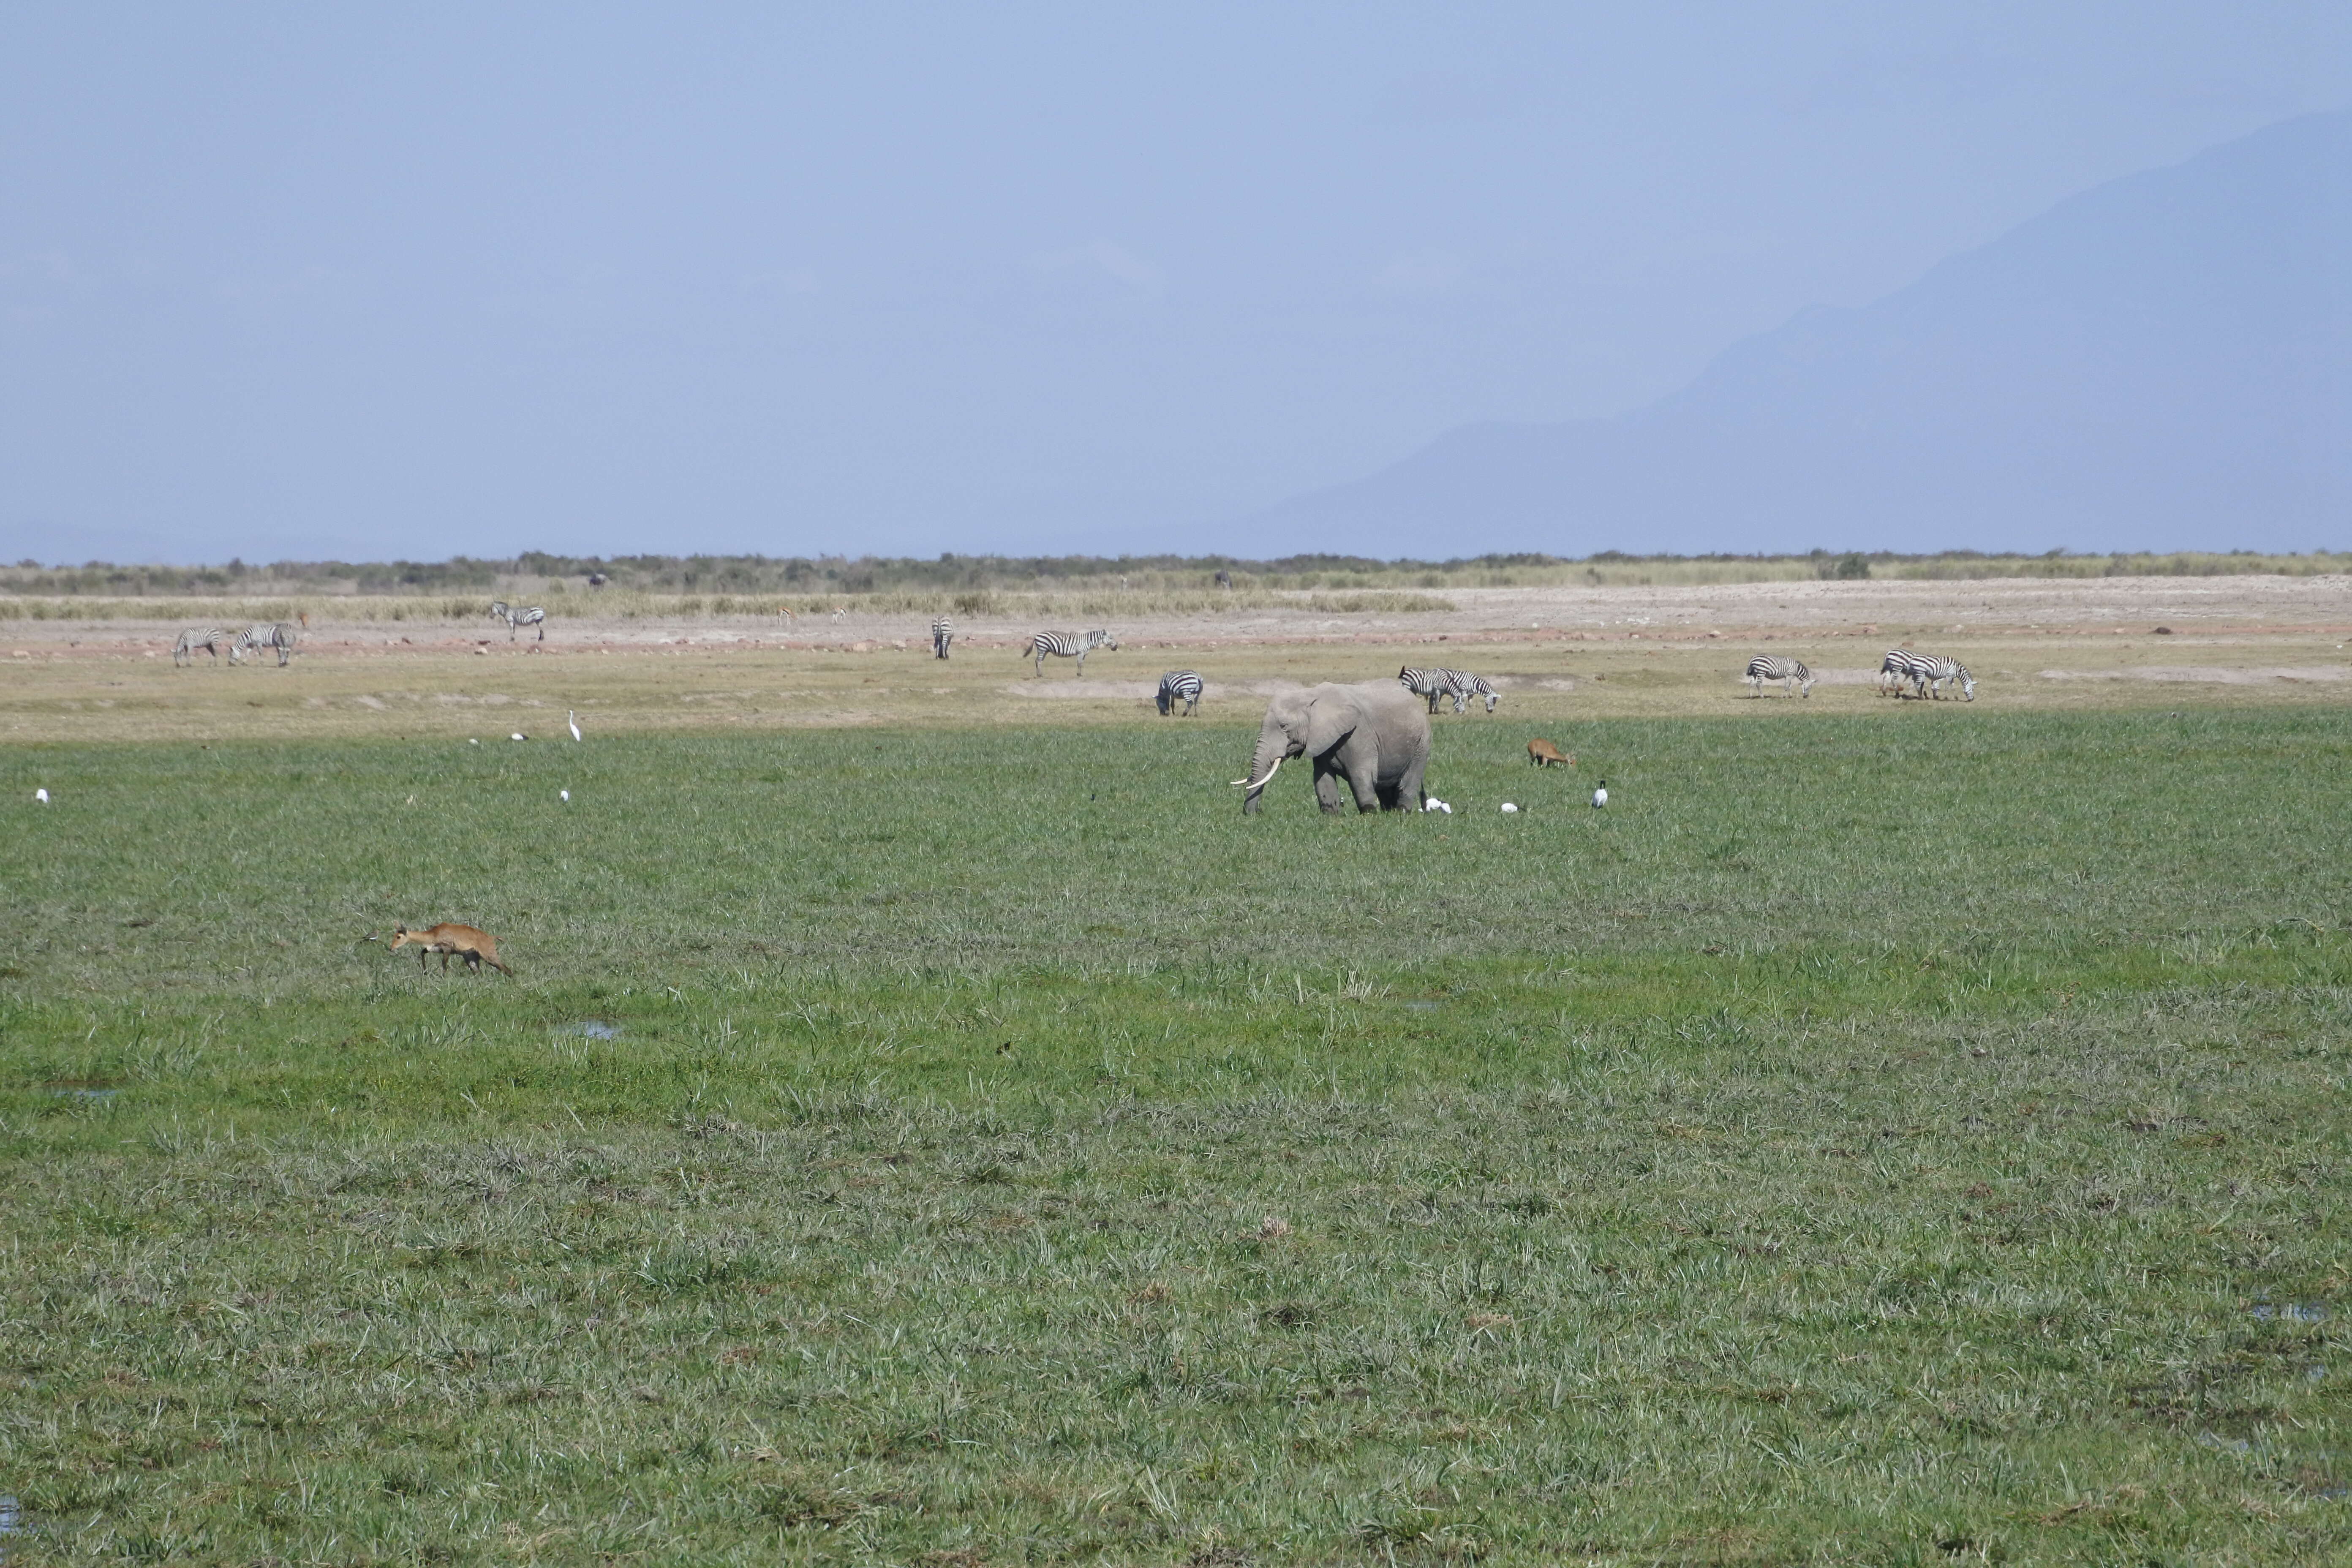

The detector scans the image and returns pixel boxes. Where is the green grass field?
[3,710,2348,1564]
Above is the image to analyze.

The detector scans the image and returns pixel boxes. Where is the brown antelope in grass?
[383,923,513,976]
[1527,738,1574,768]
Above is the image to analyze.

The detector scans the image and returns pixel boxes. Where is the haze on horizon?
[3,3,2348,567]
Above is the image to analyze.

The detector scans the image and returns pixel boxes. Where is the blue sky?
[3,3,2347,564]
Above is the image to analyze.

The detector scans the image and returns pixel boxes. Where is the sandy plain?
[3,574,2348,743]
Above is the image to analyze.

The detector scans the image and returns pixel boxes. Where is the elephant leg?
[1334,739,1384,812]
[1398,751,1427,811]
[1312,761,1345,813]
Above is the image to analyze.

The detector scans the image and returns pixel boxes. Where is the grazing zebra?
[1913,653,1975,700]
[233,623,295,666]
[1022,628,1118,677]
[172,626,231,666]
[489,600,512,631]
[1442,669,1500,714]
[1214,570,1233,589]
[931,615,953,659]
[1397,666,1453,713]
[1744,656,1815,697]
[1156,670,1203,716]
[507,606,546,641]
[1878,648,1928,697]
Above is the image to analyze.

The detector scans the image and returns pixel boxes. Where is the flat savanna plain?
[2,578,2349,1564]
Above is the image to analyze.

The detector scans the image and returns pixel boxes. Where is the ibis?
[34,787,49,804]
[1591,779,1609,809]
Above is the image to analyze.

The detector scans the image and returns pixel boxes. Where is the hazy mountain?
[1252,112,2352,556]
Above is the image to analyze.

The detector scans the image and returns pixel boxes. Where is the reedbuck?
[1527,739,1575,768]
[384,923,513,976]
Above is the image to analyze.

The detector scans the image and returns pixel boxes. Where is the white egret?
[567,710,582,742]
[1591,779,1609,808]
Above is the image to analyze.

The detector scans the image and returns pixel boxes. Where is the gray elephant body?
[1241,681,1431,815]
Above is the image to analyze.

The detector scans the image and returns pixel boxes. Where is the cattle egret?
[1591,779,1609,809]
[510,732,525,742]
[1501,802,1519,814]
[560,789,571,802]
[568,710,582,742]
[34,788,49,804]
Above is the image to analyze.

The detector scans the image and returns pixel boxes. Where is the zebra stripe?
[1744,656,1814,697]
[1022,628,1118,677]
[1878,648,1930,697]
[1440,669,1499,714]
[1156,670,1203,716]
[1913,654,1975,700]
[233,623,296,666]
[1397,666,1452,713]
[489,600,512,630]
[931,615,953,660]
[507,606,546,641]
[173,627,231,666]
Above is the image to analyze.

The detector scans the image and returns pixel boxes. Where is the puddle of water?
[2251,1303,2330,1322]
[1405,1001,1441,1013]
[47,1088,118,1102]
[568,1021,623,1040]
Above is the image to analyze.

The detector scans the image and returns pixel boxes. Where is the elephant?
[1234,682,1431,815]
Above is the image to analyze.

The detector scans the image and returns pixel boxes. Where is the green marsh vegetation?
[2,710,2347,1562]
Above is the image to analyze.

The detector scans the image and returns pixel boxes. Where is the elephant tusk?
[1230,754,1285,789]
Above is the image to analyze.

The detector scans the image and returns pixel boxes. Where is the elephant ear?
[1301,691,1358,757]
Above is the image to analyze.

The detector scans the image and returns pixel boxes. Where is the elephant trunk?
[1237,728,1290,814]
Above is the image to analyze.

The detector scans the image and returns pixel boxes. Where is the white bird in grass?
[568,709,582,742]
[1591,779,1609,809]
[510,732,526,742]
[468,738,479,745]
[34,787,49,804]
[560,789,570,802]
[1500,802,1518,814]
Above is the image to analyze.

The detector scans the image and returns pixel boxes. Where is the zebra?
[1214,570,1233,589]
[173,626,231,666]
[1442,669,1500,714]
[931,615,953,660]
[490,600,512,632]
[507,606,546,641]
[1156,670,1203,716]
[1878,648,1928,697]
[1913,653,1976,700]
[233,623,295,666]
[1022,628,1118,677]
[1398,666,1453,713]
[1744,656,1815,697]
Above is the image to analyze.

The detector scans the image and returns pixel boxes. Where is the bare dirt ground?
[4,575,2347,743]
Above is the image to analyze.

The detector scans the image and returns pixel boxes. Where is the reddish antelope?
[385,923,513,976]
[1527,739,1574,768]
